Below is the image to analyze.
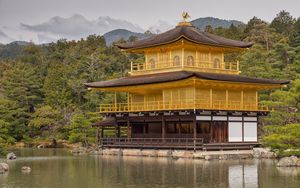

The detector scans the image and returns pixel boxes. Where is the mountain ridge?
[103,17,244,46]
[191,17,244,30]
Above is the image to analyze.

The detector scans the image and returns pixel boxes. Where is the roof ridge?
[116,25,253,50]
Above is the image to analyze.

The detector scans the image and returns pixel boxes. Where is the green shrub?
[276,150,300,157]
[0,144,7,156]
[263,124,300,150]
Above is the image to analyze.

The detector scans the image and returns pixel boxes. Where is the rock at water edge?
[6,152,17,160]
[0,163,9,173]
[277,156,298,167]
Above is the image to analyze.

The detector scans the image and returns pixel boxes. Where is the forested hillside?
[191,17,244,30]
[0,11,299,151]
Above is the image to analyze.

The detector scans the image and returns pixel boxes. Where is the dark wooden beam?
[127,119,130,139]
[162,116,166,142]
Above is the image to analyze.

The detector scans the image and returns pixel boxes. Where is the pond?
[0,149,300,188]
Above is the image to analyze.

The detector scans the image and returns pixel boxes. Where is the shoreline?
[88,147,276,160]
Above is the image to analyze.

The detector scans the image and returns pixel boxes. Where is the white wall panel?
[244,122,257,142]
[213,116,227,121]
[196,116,211,121]
[228,122,243,142]
[244,117,257,122]
[229,116,242,121]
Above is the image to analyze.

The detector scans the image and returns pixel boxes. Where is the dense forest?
[0,11,300,154]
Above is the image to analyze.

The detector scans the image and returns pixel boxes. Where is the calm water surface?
[0,148,300,188]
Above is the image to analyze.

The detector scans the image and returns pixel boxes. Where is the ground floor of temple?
[96,111,264,150]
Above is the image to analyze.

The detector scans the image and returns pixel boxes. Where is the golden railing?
[99,99,270,113]
[130,60,239,75]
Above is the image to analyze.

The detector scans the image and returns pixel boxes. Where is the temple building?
[85,14,289,150]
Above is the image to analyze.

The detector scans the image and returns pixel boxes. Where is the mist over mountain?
[1,15,244,46]
[102,17,244,45]
[147,20,174,34]
[19,14,144,43]
[0,30,14,44]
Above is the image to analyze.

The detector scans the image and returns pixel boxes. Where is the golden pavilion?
[85,14,289,150]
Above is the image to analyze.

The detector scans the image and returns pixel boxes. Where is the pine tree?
[270,10,296,36]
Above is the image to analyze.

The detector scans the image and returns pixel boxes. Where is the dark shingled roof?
[84,71,289,88]
[116,25,253,50]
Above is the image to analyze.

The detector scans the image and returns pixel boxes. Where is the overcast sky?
[0,0,299,43]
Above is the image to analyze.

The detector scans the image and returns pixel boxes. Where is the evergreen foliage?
[263,124,300,153]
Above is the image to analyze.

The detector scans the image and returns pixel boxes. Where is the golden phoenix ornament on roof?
[182,11,191,21]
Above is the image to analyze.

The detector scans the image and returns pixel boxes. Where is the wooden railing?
[99,99,271,113]
[100,137,204,150]
[130,60,239,75]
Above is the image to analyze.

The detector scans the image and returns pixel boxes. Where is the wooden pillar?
[162,117,166,142]
[193,119,197,139]
[255,91,258,110]
[143,124,146,135]
[96,127,100,148]
[221,52,224,69]
[118,126,121,138]
[226,89,229,109]
[241,90,244,110]
[209,51,212,67]
[157,52,159,68]
[127,120,130,138]
[193,79,196,110]
[195,49,198,66]
[169,50,172,66]
[145,52,148,68]
[181,47,185,68]
[101,127,104,138]
[114,92,117,111]
[127,92,130,111]
[193,117,197,151]
[114,124,117,137]
[100,127,104,148]
[210,88,213,108]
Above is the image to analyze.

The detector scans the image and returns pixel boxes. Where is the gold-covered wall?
[123,86,258,113]
[130,39,240,76]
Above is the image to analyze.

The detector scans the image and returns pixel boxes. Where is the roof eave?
[116,36,253,52]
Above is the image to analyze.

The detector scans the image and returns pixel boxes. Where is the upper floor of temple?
[116,19,253,76]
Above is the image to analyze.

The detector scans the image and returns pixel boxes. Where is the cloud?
[0,30,9,38]
[37,33,59,44]
[0,29,15,43]
[21,14,145,41]
[148,20,174,34]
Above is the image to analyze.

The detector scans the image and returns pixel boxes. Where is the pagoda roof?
[116,24,253,50]
[84,71,289,88]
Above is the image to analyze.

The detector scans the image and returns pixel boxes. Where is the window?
[173,56,180,67]
[197,122,211,134]
[148,123,162,134]
[213,58,221,68]
[166,122,178,133]
[149,58,156,69]
[132,124,144,134]
[180,123,193,134]
[166,122,193,134]
[187,55,194,66]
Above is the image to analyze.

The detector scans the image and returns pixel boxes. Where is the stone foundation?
[93,148,261,160]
